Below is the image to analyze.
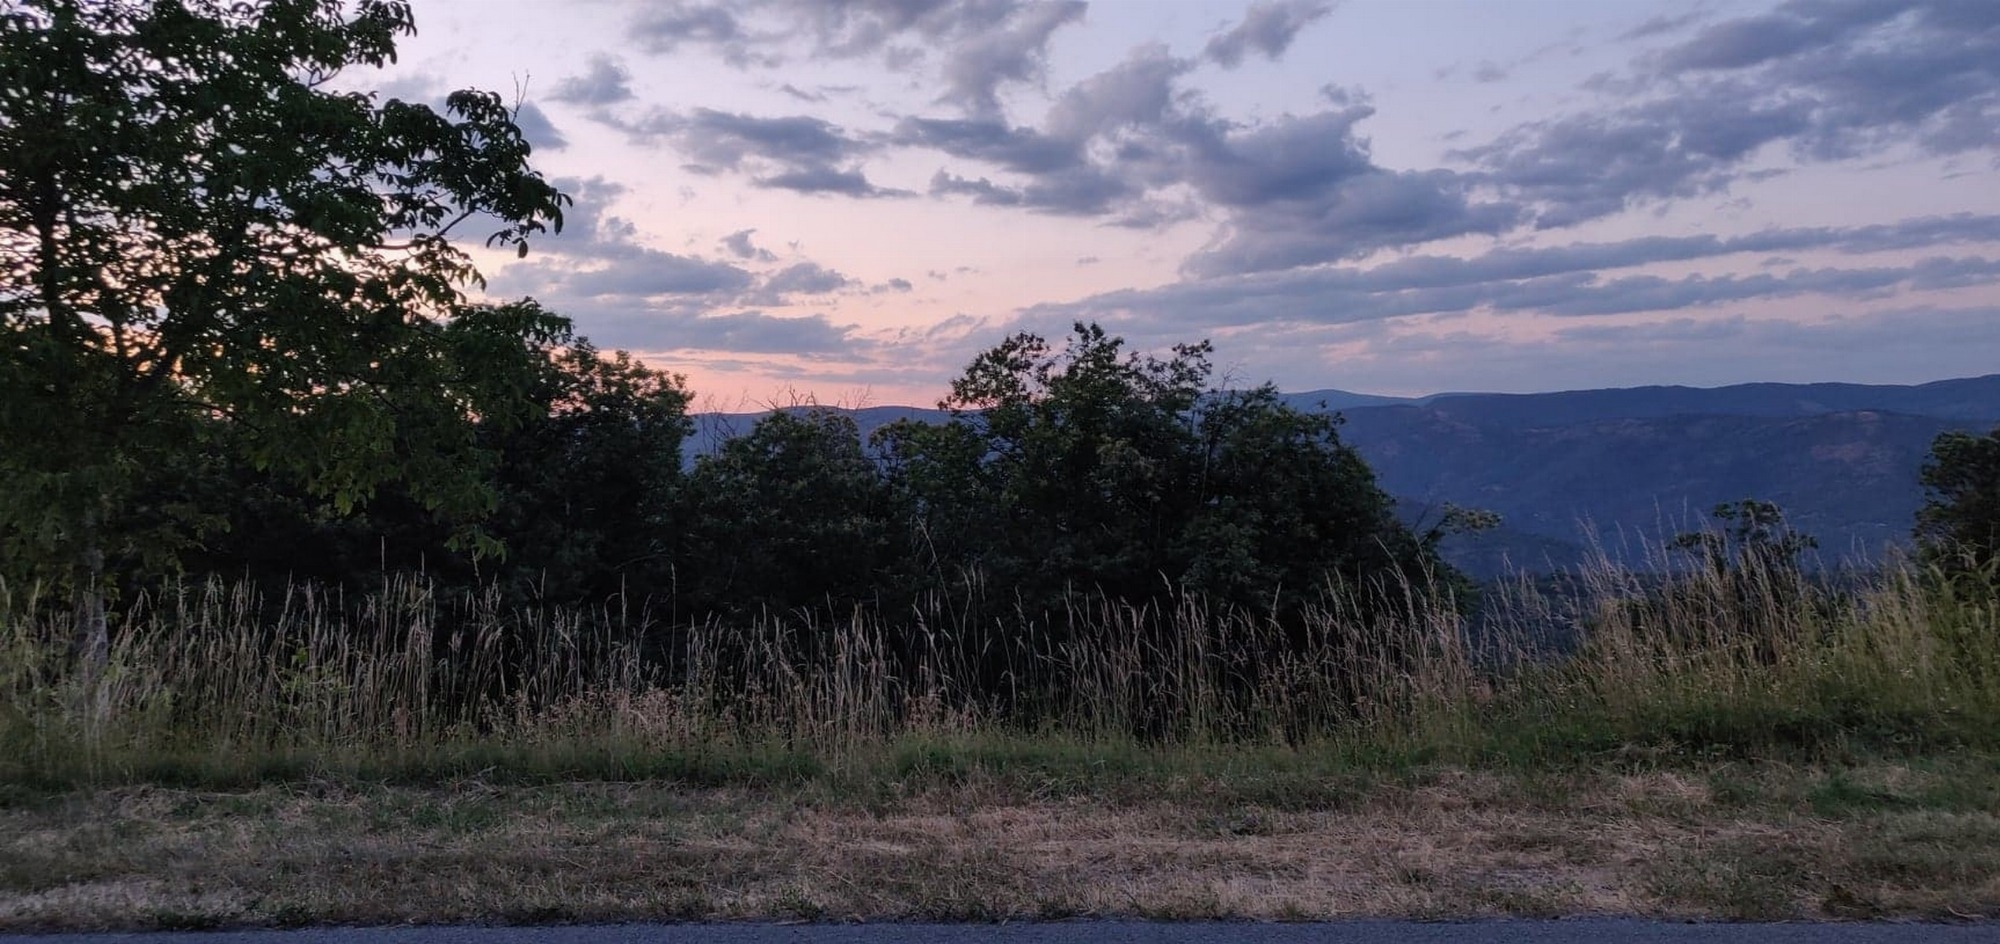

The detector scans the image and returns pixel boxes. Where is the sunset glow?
[376,0,2000,406]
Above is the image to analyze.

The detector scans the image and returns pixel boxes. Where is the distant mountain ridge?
[693,374,2000,576]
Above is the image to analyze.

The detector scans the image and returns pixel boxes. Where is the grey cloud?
[879,278,914,292]
[1656,1,1902,73]
[1504,267,1914,318]
[928,166,1131,215]
[631,3,748,56]
[522,176,642,260]
[1324,305,2000,396]
[895,117,1081,174]
[1334,213,2000,292]
[1034,224,2000,336]
[1027,167,1137,216]
[488,176,757,300]
[900,41,1510,262]
[510,102,567,152]
[623,0,1084,120]
[760,262,852,296]
[777,83,825,102]
[1619,10,1708,41]
[612,107,904,199]
[1186,170,1520,276]
[1180,107,1378,208]
[938,1,1087,119]
[930,170,1024,206]
[1466,0,2000,227]
[758,165,908,197]
[551,55,633,106]
[1204,0,1335,68]
[783,0,1014,59]
[1174,108,1519,273]
[579,306,866,357]
[1045,44,1191,140]
[672,310,858,354]
[721,229,780,262]
[1458,96,1812,228]
[661,108,870,171]
[561,252,757,297]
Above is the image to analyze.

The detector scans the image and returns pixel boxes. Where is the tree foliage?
[177,302,692,607]
[1670,498,1819,577]
[682,408,899,614]
[1918,427,2000,572]
[0,0,569,656]
[879,323,1439,614]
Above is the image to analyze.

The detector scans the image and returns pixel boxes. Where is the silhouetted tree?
[1,0,567,669]
[1918,427,2000,573]
[681,408,900,614]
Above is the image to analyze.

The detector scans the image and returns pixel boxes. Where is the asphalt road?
[5,922,2000,944]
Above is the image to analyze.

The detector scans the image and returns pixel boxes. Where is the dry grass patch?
[8,761,1998,929]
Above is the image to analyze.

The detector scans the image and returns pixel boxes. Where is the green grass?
[2,552,1997,796]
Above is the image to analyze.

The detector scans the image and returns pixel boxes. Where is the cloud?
[1370,304,2000,395]
[481,179,876,361]
[651,107,870,171]
[769,0,1018,60]
[1204,0,1335,68]
[1352,213,2000,291]
[928,170,1020,205]
[662,310,858,354]
[630,3,750,58]
[937,1,1087,119]
[1189,170,1520,276]
[749,262,853,302]
[583,307,866,357]
[550,54,634,106]
[608,106,907,198]
[1619,10,1707,41]
[559,253,756,297]
[895,117,1082,175]
[1462,0,2000,227]
[510,102,567,152]
[896,41,1514,261]
[1173,106,1520,274]
[1045,43,1192,140]
[721,229,780,262]
[1025,212,2000,339]
[489,176,756,301]
[758,165,909,197]
[623,0,1086,121]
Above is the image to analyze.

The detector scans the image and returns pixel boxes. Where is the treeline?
[85,313,1448,633]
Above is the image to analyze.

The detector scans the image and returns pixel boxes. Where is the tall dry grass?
[2,549,1997,785]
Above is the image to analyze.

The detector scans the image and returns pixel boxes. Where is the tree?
[874,323,1445,729]
[175,301,692,608]
[0,1,569,668]
[482,325,692,605]
[681,408,900,615]
[878,323,1437,613]
[1918,427,2000,572]
[1670,499,1819,577]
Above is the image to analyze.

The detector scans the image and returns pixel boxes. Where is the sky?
[371,0,2000,408]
